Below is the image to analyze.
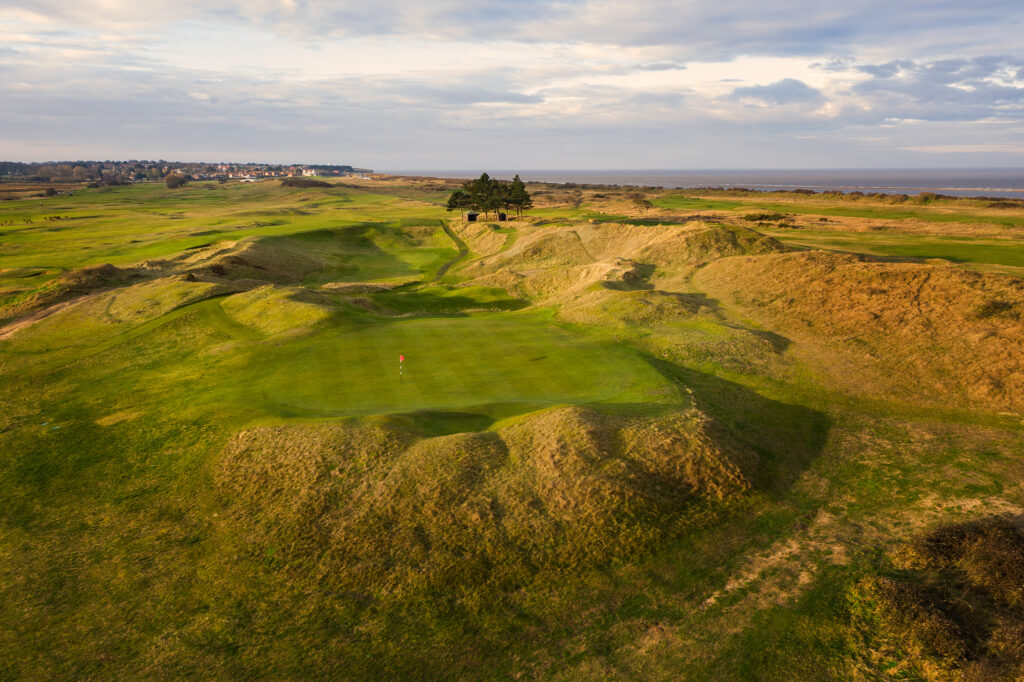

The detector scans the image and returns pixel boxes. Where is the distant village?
[0,160,373,184]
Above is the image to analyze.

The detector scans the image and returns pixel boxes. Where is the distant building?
[466,212,479,222]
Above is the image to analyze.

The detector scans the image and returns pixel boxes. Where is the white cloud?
[2,1,1024,165]
[903,144,1024,153]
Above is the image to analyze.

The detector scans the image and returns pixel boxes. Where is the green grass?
[0,181,449,272]
[18,301,673,420]
[653,195,746,211]
[246,312,674,418]
[2,177,1024,679]
[762,228,1024,267]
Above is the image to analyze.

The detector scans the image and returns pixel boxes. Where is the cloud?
[902,144,1024,153]
[3,1,1024,166]
[12,1,1024,59]
[856,60,914,78]
[849,56,1024,122]
[637,62,686,71]
[731,78,824,105]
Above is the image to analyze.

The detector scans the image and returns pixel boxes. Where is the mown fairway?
[2,177,1024,679]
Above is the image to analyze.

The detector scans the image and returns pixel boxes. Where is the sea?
[387,169,1024,199]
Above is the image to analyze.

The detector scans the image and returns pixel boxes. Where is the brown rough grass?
[461,222,784,336]
[473,222,783,278]
[854,517,1024,679]
[216,406,757,595]
[696,251,1024,413]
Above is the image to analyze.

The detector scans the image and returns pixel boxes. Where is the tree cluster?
[446,173,532,219]
[165,174,188,189]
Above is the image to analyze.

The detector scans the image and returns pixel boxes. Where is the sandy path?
[0,293,96,340]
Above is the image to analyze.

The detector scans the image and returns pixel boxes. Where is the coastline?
[384,168,1024,199]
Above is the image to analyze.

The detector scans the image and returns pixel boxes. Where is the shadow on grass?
[602,262,656,291]
[641,355,832,496]
[369,288,528,316]
[735,327,793,353]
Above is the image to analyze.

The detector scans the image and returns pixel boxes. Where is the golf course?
[2,175,1024,679]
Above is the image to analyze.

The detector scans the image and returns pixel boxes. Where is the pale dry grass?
[473,222,783,277]
[462,222,784,336]
[450,220,510,257]
[696,251,1024,413]
[95,409,144,426]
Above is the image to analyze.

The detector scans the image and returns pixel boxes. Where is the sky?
[2,0,1024,169]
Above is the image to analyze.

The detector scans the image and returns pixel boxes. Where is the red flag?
[399,355,405,362]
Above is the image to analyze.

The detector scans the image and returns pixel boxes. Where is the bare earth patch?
[96,410,143,426]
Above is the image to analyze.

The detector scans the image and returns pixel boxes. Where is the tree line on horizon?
[446,173,533,220]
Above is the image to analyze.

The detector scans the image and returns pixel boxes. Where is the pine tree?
[509,174,532,219]
[450,173,530,220]
[468,172,497,219]
[445,189,471,218]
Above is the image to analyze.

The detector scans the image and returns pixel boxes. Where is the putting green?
[181,308,678,419]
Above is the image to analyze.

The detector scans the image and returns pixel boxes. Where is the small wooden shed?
[466,212,479,222]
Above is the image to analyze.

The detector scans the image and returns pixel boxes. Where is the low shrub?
[741,212,786,222]
[281,177,331,188]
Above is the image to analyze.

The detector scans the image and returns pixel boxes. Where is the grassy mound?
[254,225,456,284]
[451,220,510,257]
[571,222,784,265]
[57,263,132,292]
[97,276,231,324]
[491,229,594,270]
[216,405,757,595]
[0,263,136,323]
[220,284,334,335]
[462,223,784,344]
[476,222,784,279]
[478,259,645,302]
[852,517,1024,679]
[559,288,711,328]
[180,238,325,282]
[2,276,231,350]
[319,282,401,294]
[632,224,786,267]
[464,223,786,332]
[696,251,1024,412]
